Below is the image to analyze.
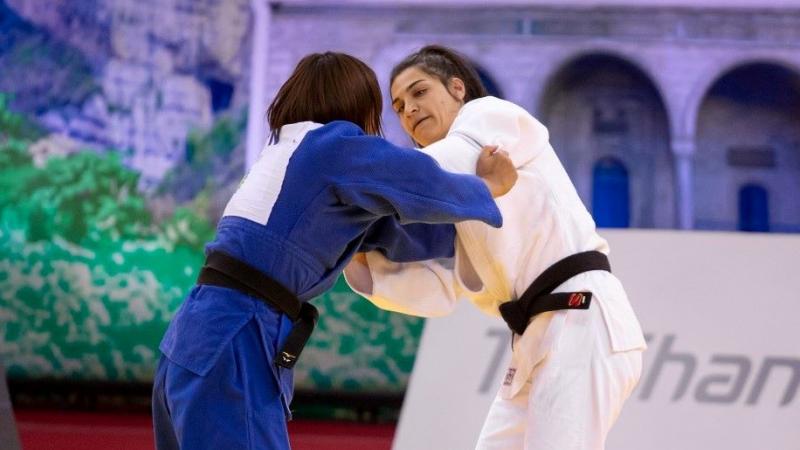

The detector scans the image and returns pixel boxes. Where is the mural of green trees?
[0,94,425,393]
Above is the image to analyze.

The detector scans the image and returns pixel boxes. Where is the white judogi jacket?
[344,97,647,398]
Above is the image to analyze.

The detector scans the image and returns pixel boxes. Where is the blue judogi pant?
[153,288,294,450]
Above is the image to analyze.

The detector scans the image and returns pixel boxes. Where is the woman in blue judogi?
[151,52,517,450]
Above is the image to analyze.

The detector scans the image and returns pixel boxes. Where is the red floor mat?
[15,410,395,450]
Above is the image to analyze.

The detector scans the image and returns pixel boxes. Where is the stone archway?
[694,62,800,233]
[539,53,673,228]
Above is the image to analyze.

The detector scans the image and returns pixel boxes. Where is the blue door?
[738,184,769,232]
[592,157,630,228]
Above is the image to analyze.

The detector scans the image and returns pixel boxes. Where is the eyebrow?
[391,79,426,106]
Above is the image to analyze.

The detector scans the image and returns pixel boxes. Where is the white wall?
[395,229,800,450]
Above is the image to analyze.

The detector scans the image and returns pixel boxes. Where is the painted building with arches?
[253,2,800,233]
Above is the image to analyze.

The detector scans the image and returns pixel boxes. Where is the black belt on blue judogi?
[499,251,611,335]
[196,250,318,369]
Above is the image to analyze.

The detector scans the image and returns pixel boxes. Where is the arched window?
[738,184,769,232]
[592,157,630,228]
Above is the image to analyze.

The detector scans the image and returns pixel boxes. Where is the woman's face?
[390,66,465,147]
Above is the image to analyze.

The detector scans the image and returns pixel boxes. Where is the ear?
[448,77,466,102]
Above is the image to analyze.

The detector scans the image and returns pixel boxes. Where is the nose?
[404,100,418,117]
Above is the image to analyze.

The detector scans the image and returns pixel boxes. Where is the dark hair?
[390,45,489,103]
[268,52,383,138]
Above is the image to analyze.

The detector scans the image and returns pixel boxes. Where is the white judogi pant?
[476,304,643,450]
[476,305,642,450]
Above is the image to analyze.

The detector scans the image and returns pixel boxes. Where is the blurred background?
[0,0,798,449]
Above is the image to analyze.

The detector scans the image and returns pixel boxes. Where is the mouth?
[412,116,430,132]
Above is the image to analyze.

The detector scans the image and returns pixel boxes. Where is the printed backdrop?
[0,0,423,394]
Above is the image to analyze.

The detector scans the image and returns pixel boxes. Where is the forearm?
[345,251,461,318]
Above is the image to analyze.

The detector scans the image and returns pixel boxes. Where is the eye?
[394,104,404,114]
[413,89,427,97]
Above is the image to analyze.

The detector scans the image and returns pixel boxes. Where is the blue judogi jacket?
[158,120,501,413]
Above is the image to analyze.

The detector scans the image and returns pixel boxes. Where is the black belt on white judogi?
[196,250,318,370]
[499,251,611,335]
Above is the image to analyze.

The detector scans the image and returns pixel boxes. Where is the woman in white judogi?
[344,45,647,449]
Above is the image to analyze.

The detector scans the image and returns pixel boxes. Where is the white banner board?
[394,230,800,450]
